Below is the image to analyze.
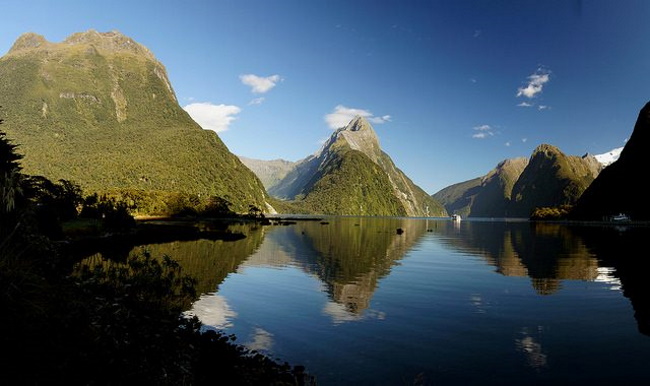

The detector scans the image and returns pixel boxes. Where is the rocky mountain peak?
[64,29,155,58]
[8,30,155,60]
[8,32,49,53]
[344,116,372,132]
[532,143,561,157]
[335,116,381,162]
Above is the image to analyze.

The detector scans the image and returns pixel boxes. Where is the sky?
[2,0,649,193]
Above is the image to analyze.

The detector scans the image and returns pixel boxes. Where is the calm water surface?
[86,217,650,385]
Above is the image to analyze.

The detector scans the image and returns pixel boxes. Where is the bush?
[530,205,573,220]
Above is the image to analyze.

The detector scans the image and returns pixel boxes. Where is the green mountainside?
[430,177,482,218]
[507,144,601,217]
[299,148,407,216]
[0,30,270,214]
[268,117,446,217]
[571,101,650,220]
[434,146,601,218]
[434,157,529,218]
[473,158,529,217]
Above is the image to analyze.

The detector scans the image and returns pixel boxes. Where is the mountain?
[594,147,623,167]
[430,177,482,218]
[434,145,601,218]
[507,144,601,217]
[571,101,650,220]
[269,116,446,217]
[0,30,270,213]
[238,156,296,191]
[433,158,528,218]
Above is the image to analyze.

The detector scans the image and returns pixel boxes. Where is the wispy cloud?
[517,101,533,107]
[516,68,551,99]
[239,74,282,94]
[183,102,241,133]
[248,97,265,105]
[324,105,391,129]
[472,124,495,139]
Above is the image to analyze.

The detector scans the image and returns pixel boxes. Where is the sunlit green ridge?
[0,30,269,213]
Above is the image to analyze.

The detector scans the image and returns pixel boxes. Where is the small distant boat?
[611,213,630,222]
[451,214,462,222]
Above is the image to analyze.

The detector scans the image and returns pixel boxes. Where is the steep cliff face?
[471,157,529,217]
[0,30,269,213]
[270,116,446,217]
[571,102,650,220]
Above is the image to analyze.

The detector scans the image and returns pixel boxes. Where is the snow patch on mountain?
[594,147,623,166]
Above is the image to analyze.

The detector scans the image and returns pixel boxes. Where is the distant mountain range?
[241,125,633,220]
[0,30,270,213]
[1,29,644,219]
[432,109,650,220]
[238,156,296,192]
[433,145,602,218]
[242,117,446,217]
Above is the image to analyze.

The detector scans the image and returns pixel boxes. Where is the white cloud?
[239,74,282,94]
[322,301,363,324]
[324,105,391,129]
[537,105,550,110]
[517,101,533,107]
[369,115,392,124]
[183,102,241,133]
[248,97,265,105]
[245,327,274,352]
[516,68,551,99]
[472,124,495,139]
[184,293,236,329]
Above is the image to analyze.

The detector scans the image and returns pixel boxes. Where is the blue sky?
[2,0,648,193]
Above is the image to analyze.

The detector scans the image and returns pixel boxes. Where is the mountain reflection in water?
[79,217,650,384]
[432,220,650,335]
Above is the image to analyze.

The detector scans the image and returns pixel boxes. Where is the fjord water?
[89,217,650,384]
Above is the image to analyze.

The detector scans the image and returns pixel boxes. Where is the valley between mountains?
[1,30,646,220]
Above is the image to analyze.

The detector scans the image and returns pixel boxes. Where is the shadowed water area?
[81,217,650,385]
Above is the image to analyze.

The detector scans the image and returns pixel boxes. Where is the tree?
[248,204,264,219]
[0,115,22,176]
[0,112,27,230]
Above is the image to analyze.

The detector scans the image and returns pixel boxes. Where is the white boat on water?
[451,214,462,222]
[611,213,630,222]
